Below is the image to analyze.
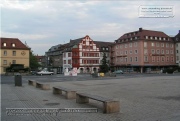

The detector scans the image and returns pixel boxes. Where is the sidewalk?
[1,76,180,121]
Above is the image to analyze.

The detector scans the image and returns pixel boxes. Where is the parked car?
[113,70,124,74]
[30,70,37,75]
[36,70,54,75]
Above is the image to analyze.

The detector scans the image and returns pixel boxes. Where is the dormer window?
[146,36,148,39]
[155,37,157,40]
[163,38,166,40]
[3,43,6,47]
[12,43,15,47]
[159,37,161,40]
[150,37,153,39]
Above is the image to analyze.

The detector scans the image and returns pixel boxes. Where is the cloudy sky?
[1,0,180,55]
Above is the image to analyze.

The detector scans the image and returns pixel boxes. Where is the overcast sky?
[1,0,180,55]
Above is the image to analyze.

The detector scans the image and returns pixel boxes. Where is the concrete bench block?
[104,101,120,113]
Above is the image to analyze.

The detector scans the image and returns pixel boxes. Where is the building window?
[135,57,138,62]
[116,52,119,55]
[130,57,133,62]
[166,50,169,54]
[64,60,66,64]
[12,43,16,47]
[161,43,164,47]
[120,51,123,55]
[159,37,161,40]
[151,42,154,47]
[134,42,137,47]
[12,51,16,56]
[125,44,127,48]
[171,57,174,62]
[144,42,147,47]
[135,37,137,39]
[135,50,138,54]
[177,50,179,53]
[177,56,179,61]
[144,56,148,62]
[125,51,128,55]
[150,37,153,39]
[157,56,160,62]
[116,45,119,49]
[166,57,169,62]
[3,43,6,47]
[151,49,155,54]
[163,38,166,40]
[68,53,71,57]
[146,36,148,39]
[106,48,108,50]
[156,50,160,54]
[125,57,128,62]
[4,51,7,56]
[68,60,71,64]
[166,43,169,47]
[152,56,155,62]
[161,50,164,54]
[63,53,66,57]
[176,44,178,47]
[3,60,7,65]
[155,37,157,40]
[156,42,159,47]
[170,50,173,54]
[12,60,16,64]
[129,50,132,54]
[129,43,132,47]
[161,57,164,62]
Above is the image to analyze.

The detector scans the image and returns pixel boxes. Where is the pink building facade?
[111,28,176,73]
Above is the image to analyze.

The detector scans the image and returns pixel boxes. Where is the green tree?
[29,51,41,70]
[99,53,109,73]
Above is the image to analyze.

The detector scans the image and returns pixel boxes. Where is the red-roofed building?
[111,28,177,73]
[0,37,30,74]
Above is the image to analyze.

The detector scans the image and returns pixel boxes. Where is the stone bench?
[53,86,76,99]
[28,80,36,86]
[76,93,120,113]
[36,82,50,90]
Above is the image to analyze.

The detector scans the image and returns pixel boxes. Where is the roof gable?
[0,37,30,50]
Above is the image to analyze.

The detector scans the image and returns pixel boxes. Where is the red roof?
[117,28,173,42]
[0,37,30,50]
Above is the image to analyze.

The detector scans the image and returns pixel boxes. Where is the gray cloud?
[1,0,180,55]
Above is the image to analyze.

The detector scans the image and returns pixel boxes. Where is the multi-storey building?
[35,55,46,70]
[111,28,176,73]
[45,44,64,73]
[62,35,113,73]
[174,30,180,66]
[0,38,30,74]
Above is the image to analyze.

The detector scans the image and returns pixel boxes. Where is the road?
[1,73,180,84]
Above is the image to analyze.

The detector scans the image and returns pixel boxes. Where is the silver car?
[113,70,124,74]
[37,71,54,75]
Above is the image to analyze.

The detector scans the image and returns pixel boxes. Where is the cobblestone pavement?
[1,75,180,121]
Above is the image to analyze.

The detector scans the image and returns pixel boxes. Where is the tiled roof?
[0,37,30,50]
[94,41,113,48]
[116,28,173,42]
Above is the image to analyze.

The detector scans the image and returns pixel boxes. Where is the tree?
[99,53,109,73]
[29,51,41,70]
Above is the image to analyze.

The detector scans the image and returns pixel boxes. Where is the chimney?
[139,28,142,32]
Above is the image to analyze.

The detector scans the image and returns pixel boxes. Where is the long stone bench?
[36,82,50,90]
[76,93,120,113]
[28,80,36,86]
[53,86,76,99]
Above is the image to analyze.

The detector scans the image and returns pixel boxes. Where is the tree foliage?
[29,51,41,70]
[99,53,109,73]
